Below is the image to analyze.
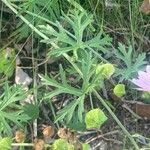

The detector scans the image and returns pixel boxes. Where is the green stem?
[11,143,51,148]
[128,0,135,50]
[12,143,34,147]
[93,89,139,150]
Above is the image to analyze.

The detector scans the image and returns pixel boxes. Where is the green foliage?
[1,0,150,149]
[11,0,60,41]
[23,104,39,121]
[67,111,86,131]
[39,11,115,122]
[40,52,112,124]
[52,139,74,150]
[39,10,113,125]
[39,10,112,59]
[55,95,85,124]
[0,48,15,77]
[0,84,30,136]
[85,108,107,129]
[114,43,147,81]
[113,84,126,98]
[39,74,83,98]
[39,64,84,123]
[0,137,12,150]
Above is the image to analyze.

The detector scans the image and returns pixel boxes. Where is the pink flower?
[132,66,150,92]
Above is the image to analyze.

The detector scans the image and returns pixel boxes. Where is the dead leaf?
[105,0,120,8]
[57,128,68,139]
[57,128,77,145]
[134,102,150,119]
[16,57,21,66]
[23,94,34,104]
[139,0,150,14]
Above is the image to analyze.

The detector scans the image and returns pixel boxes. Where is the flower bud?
[34,139,45,150]
[15,130,25,143]
[113,84,126,97]
[96,63,115,78]
[43,126,55,138]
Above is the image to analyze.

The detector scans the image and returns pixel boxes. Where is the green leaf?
[55,95,86,123]
[52,139,74,150]
[0,115,12,136]
[67,111,86,131]
[0,84,30,135]
[82,143,90,150]
[44,89,63,100]
[0,48,15,77]
[113,84,126,97]
[86,34,112,53]
[12,0,60,41]
[0,84,27,111]
[55,100,78,123]
[85,108,107,129]
[23,104,39,121]
[40,10,112,59]
[0,111,30,126]
[0,137,12,150]
[39,74,83,96]
[114,43,147,81]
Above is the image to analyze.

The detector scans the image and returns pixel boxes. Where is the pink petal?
[132,79,150,91]
[146,65,150,74]
[138,71,150,82]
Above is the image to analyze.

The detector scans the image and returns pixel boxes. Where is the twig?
[122,103,142,119]
[86,130,119,143]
